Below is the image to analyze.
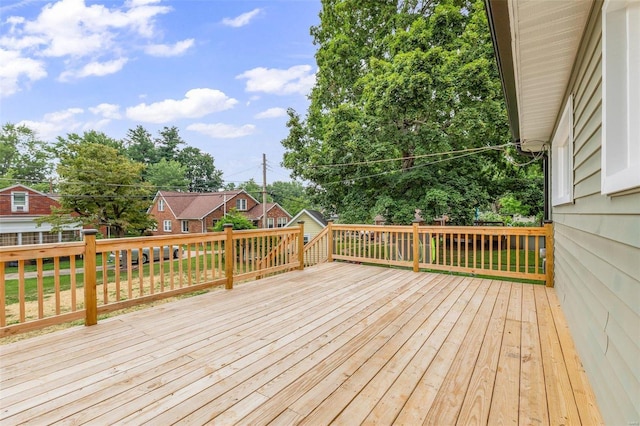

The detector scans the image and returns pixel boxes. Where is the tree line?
[1,123,313,237]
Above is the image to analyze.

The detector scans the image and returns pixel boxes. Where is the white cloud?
[187,123,256,139]
[18,107,84,140]
[19,0,171,57]
[0,48,46,97]
[126,88,238,123]
[222,8,261,28]
[0,0,179,92]
[144,38,194,57]
[254,107,287,119]
[59,58,128,81]
[236,65,315,96]
[89,103,121,119]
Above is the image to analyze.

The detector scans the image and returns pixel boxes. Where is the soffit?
[509,0,592,152]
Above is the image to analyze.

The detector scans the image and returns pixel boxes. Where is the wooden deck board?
[0,263,603,425]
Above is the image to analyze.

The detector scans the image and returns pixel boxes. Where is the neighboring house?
[0,184,82,246]
[286,209,328,243]
[485,1,639,424]
[245,202,292,229]
[148,190,291,235]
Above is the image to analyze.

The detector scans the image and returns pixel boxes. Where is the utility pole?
[262,153,267,228]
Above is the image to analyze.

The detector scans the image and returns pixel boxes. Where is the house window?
[236,198,247,211]
[304,234,311,244]
[150,223,158,232]
[267,217,275,228]
[552,96,574,206]
[602,0,640,194]
[277,217,287,227]
[11,192,28,212]
[181,220,189,233]
[163,220,172,232]
[158,199,165,212]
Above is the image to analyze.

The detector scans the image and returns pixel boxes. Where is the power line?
[306,143,514,169]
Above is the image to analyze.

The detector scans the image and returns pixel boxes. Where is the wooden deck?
[0,263,602,425]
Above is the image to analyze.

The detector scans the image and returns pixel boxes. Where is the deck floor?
[1,263,602,425]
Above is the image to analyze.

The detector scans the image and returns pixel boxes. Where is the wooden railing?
[1,220,554,338]
[0,225,304,337]
[305,222,553,285]
[303,226,330,267]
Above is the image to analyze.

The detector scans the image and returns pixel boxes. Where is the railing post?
[327,220,334,262]
[83,229,98,326]
[224,224,234,290]
[412,221,420,272]
[297,221,305,270]
[544,220,554,287]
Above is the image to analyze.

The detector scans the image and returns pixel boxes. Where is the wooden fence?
[1,221,554,338]
[305,222,553,285]
[0,224,304,337]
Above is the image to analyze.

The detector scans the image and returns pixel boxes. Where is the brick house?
[148,190,292,235]
[0,184,82,246]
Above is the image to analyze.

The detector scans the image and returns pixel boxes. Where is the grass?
[4,252,234,306]
[335,242,543,274]
[5,255,105,274]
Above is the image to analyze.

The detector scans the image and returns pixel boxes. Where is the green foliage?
[282,0,543,225]
[176,146,223,192]
[0,123,54,188]
[156,126,185,162]
[145,159,190,191]
[125,125,158,166]
[268,180,313,216]
[498,194,528,216]
[210,209,257,231]
[40,139,155,237]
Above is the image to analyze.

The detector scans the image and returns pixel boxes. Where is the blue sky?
[0,0,321,185]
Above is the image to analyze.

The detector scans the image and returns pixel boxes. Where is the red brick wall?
[0,186,59,216]
[262,205,292,228]
[148,197,177,236]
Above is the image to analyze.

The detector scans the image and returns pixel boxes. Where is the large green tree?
[42,139,155,237]
[282,0,538,224]
[125,125,158,166]
[146,158,190,191]
[0,123,54,190]
[176,146,224,192]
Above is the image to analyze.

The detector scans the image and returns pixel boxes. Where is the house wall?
[551,7,640,425]
[0,186,59,216]
[148,197,177,236]
[0,186,81,246]
[288,212,325,240]
[264,205,291,228]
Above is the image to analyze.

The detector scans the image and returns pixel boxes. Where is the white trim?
[181,220,189,233]
[602,0,640,195]
[11,191,29,213]
[163,220,172,232]
[285,209,326,228]
[158,199,165,212]
[552,95,574,206]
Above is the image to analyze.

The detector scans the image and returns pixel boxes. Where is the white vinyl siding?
[552,8,640,425]
[601,0,640,194]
